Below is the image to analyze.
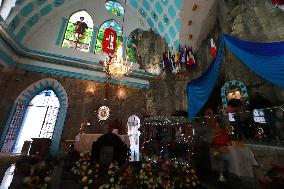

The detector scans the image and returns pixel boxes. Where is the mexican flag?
[210,38,217,59]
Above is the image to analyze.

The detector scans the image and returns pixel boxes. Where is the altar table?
[74,134,130,153]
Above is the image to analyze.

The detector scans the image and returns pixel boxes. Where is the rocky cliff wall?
[140,0,284,117]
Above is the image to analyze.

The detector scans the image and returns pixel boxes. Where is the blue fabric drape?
[187,34,284,120]
[224,35,284,88]
[187,37,225,120]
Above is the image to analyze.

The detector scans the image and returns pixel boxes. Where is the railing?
[191,106,284,146]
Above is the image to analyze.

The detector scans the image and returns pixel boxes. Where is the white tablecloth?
[210,146,258,177]
[74,134,130,153]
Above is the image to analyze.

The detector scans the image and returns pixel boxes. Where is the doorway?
[13,89,60,153]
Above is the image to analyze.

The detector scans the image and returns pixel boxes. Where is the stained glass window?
[95,20,123,55]
[62,10,94,52]
[126,30,139,63]
[105,1,124,16]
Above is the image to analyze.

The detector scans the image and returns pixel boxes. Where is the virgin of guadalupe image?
[102,21,117,55]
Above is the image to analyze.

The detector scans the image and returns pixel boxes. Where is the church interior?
[0,0,284,188]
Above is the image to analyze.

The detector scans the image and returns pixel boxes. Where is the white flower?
[110,177,115,183]
[88,179,93,184]
[44,176,52,183]
[88,170,93,175]
[23,177,31,183]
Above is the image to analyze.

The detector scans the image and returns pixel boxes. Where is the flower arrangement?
[99,162,121,189]
[119,165,134,186]
[9,155,59,189]
[139,163,158,189]
[180,163,200,188]
[71,152,200,189]
[22,174,52,189]
[71,151,98,188]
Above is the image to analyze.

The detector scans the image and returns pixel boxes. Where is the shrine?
[0,0,284,189]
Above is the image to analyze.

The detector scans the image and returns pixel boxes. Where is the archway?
[127,115,140,161]
[0,78,68,154]
[13,89,60,153]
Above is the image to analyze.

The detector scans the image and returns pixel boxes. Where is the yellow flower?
[96,163,100,168]
[82,176,88,183]
[145,164,152,171]
[44,177,52,183]
[110,177,115,183]
[88,170,93,175]
[23,177,31,183]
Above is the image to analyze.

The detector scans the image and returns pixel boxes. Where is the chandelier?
[104,55,132,79]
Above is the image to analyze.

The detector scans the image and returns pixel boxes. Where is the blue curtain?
[224,35,284,88]
[187,37,225,120]
[187,34,284,120]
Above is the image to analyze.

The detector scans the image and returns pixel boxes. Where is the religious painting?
[221,80,249,109]
[126,30,139,63]
[95,20,123,56]
[62,10,94,52]
[105,1,124,16]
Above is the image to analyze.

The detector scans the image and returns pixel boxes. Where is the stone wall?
[0,69,148,149]
[173,0,284,115]
[217,0,284,105]
[136,30,167,74]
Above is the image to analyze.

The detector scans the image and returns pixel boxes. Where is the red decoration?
[102,27,117,55]
[211,129,231,148]
[210,38,217,59]
[272,0,284,5]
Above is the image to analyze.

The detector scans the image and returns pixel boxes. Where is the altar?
[74,133,130,153]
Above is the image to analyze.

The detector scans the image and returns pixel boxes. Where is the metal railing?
[191,106,284,146]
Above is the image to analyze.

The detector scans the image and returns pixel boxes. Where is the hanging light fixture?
[104,55,132,79]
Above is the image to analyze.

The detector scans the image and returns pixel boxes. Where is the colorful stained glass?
[105,1,124,16]
[126,30,139,63]
[62,10,94,52]
[95,20,123,55]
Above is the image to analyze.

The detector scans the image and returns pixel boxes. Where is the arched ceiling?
[0,0,217,51]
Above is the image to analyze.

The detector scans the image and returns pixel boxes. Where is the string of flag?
[162,46,196,74]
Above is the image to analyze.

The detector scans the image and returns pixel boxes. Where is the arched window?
[105,1,124,16]
[127,115,140,161]
[126,29,139,63]
[0,0,16,20]
[62,10,94,52]
[13,89,60,153]
[95,20,123,56]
